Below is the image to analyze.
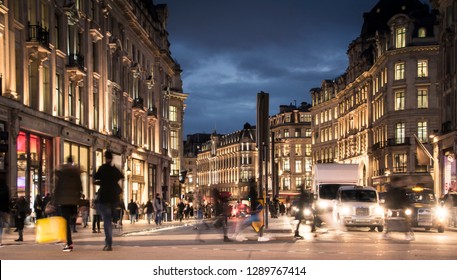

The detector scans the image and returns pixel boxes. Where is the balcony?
[27,23,50,50]
[133,97,145,110]
[387,137,410,146]
[442,121,453,134]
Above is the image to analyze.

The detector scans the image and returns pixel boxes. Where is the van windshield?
[319,184,356,200]
[341,190,377,202]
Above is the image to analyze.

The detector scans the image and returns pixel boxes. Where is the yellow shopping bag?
[35,216,67,244]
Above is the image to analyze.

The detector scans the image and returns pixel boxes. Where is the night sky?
[157,0,392,136]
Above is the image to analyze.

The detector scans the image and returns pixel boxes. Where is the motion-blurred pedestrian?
[94,150,124,251]
[54,156,83,252]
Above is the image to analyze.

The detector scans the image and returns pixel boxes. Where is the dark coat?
[128,201,138,215]
[94,163,124,206]
[54,163,83,206]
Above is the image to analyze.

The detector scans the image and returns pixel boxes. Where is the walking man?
[94,150,124,251]
[153,193,163,225]
[54,156,83,252]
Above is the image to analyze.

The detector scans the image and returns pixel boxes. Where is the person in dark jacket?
[0,173,10,245]
[94,150,124,251]
[13,196,29,242]
[144,199,154,224]
[127,199,138,224]
[294,188,314,239]
[54,156,83,252]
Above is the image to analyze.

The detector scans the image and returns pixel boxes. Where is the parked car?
[405,186,446,233]
[332,186,384,232]
[441,192,457,227]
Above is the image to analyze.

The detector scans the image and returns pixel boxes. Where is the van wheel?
[377,226,384,232]
[425,227,431,231]
[438,226,445,233]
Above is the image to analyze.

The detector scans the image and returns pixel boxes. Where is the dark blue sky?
[157,0,382,136]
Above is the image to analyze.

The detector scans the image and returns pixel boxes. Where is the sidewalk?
[1,215,296,244]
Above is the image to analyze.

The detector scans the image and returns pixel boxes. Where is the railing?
[67,53,85,71]
[133,97,144,109]
[387,137,410,146]
[27,23,50,48]
[147,107,157,117]
[442,121,452,134]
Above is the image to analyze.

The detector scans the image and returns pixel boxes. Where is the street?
[1,216,457,260]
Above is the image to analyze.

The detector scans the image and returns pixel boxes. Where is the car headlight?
[318,201,329,210]
[404,208,412,216]
[435,207,447,219]
[303,208,312,216]
[292,206,298,212]
[341,206,351,215]
[374,206,384,216]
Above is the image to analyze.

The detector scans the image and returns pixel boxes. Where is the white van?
[332,185,384,232]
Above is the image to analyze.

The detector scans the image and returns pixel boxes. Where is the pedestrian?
[279,202,286,216]
[294,188,314,239]
[127,199,138,224]
[383,184,414,240]
[153,193,163,225]
[13,196,28,242]
[94,150,124,251]
[33,194,43,220]
[212,189,232,242]
[119,199,126,226]
[91,192,101,233]
[42,193,52,218]
[0,173,10,246]
[177,199,185,222]
[54,156,83,252]
[145,199,154,224]
[79,194,90,228]
[234,186,263,242]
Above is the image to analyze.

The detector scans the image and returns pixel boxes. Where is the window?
[56,74,63,116]
[294,128,301,137]
[395,91,405,111]
[395,27,406,48]
[395,122,405,144]
[418,27,426,38]
[418,121,428,142]
[296,177,303,188]
[417,89,428,108]
[295,144,302,156]
[284,129,289,138]
[283,177,290,191]
[417,60,428,77]
[395,62,405,80]
[170,130,178,150]
[295,160,302,173]
[283,159,290,171]
[305,128,312,137]
[394,153,407,173]
[305,144,312,156]
[169,106,177,122]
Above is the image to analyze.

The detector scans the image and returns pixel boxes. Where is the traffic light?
[179,170,187,183]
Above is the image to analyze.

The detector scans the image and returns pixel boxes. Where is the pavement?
[0,214,296,246]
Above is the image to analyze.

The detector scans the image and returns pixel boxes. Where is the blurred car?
[333,186,384,232]
[405,186,445,233]
[441,192,457,227]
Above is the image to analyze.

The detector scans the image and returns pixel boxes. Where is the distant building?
[310,0,440,191]
[197,124,257,202]
[270,102,313,195]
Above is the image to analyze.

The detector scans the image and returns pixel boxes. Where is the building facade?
[270,102,313,195]
[310,0,440,192]
[197,124,258,203]
[0,0,186,209]
[430,0,457,196]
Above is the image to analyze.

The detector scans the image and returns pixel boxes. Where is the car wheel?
[377,226,384,232]
[425,227,431,231]
[369,226,376,231]
[438,226,445,233]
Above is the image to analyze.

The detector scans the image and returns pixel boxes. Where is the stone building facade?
[0,0,186,209]
[430,0,457,196]
[270,102,313,195]
[310,0,440,192]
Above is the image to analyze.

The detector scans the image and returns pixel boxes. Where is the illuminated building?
[310,0,440,191]
[0,0,186,209]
